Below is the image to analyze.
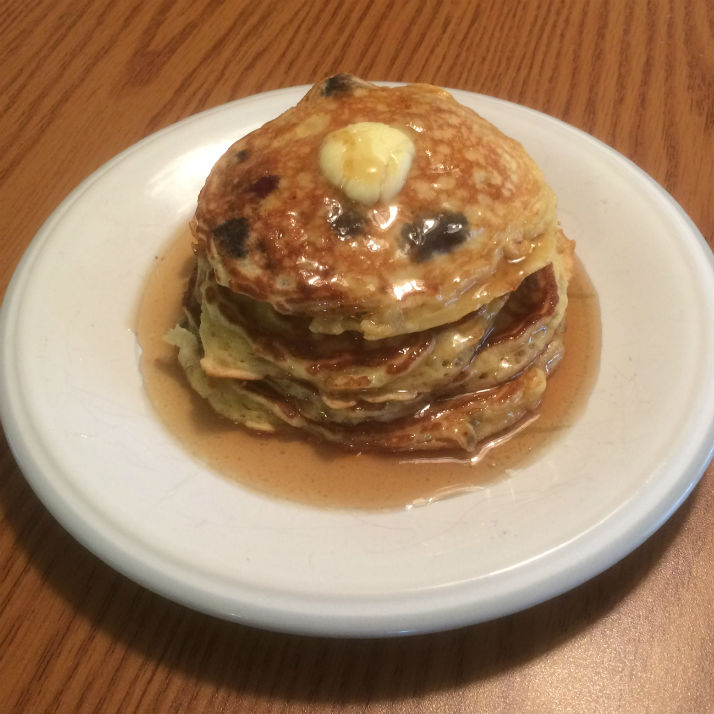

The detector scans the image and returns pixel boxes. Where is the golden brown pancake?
[167,75,574,454]
[192,74,557,339]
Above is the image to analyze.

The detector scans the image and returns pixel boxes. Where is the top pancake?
[192,75,557,339]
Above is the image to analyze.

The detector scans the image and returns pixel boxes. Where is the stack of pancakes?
[167,75,574,453]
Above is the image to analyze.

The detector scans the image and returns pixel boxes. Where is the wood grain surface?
[1,1,712,712]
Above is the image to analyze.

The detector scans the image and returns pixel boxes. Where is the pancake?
[189,251,505,397]
[167,75,576,454]
[192,74,557,339]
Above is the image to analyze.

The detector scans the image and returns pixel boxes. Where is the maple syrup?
[136,230,600,510]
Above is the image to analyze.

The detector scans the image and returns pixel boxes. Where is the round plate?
[1,86,713,637]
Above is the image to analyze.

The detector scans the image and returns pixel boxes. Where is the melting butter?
[319,122,415,205]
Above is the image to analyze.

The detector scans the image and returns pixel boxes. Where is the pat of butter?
[319,122,415,205]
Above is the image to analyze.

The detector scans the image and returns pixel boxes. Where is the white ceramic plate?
[2,86,713,637]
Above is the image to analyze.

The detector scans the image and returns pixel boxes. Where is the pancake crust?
[193,75,557,338]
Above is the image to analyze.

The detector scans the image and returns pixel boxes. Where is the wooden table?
[1,1,712,712]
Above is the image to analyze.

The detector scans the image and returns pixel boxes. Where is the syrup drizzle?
[136,230,601,511]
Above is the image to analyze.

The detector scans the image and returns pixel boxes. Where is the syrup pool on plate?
[136,231,601,511]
